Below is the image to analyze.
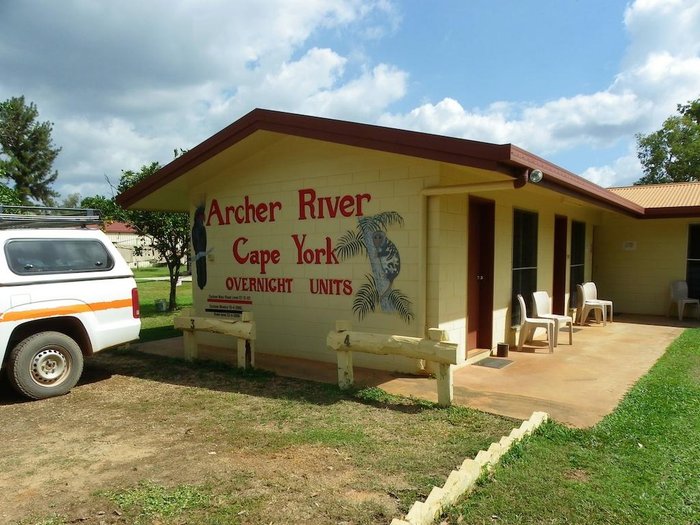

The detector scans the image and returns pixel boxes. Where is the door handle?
[476,275,484,281]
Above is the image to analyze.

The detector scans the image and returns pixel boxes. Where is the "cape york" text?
[232,234,339,274]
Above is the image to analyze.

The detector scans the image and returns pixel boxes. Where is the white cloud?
[299,64,407,119]
[0,0,402,198]
[379,91,651,155]
[2,0,699,197]
[53,116,182,197]
[582,148,643,188]
[623,0,700,61]
[379,0,700,187]
[212,47,349,118]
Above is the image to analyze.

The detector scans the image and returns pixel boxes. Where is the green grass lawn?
[6,352,517,525]
[130,277,700,524]
[133,265,172,279]
[445,328,700,525]
[136,280,192,342]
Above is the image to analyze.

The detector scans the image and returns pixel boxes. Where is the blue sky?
[1,0,699,199]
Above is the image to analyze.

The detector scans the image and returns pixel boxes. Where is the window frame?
[569,220,586,306]
[511,209,539,326]
[686,224,700,299]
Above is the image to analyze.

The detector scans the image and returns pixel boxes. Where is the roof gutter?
[506,146,646,218]
[642,206,700,219]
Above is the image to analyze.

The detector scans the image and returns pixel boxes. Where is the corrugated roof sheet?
[608,182,700,208]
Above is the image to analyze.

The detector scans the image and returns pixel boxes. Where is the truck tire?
[7,331,84,400]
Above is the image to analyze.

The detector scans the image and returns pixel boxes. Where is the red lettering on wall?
[207,196,282,226]
[232,237,280,274]
[291,234,339,265]
[309,279,353,295]
[207,198,224,226]
[226,276,293,293]
[298,188,371,220]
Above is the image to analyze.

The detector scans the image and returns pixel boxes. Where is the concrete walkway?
[134,314,690,428]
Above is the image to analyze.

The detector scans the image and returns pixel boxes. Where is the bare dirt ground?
[0,349,514,525]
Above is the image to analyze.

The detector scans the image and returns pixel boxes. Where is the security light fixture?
[529,169,544,183]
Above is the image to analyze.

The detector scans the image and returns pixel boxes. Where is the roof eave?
[115,108,665,219]
[642,206,700,219]
[116,108,519,209]
[507,146,645,217]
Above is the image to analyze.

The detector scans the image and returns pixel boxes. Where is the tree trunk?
[168,263,180,311]
[360,223,393,312]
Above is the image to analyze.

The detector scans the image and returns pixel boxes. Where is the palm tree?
[335,211,414,323]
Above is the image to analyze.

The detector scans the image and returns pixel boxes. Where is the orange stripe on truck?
[0,298,133,322]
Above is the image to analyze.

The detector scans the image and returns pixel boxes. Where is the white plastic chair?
[670,280,699,321]
[516,294,555,353]
[576,283,607,326]
[532,291,573,345]
[586,282,613,323]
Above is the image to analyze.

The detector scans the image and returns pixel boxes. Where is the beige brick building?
[117,109,700,373]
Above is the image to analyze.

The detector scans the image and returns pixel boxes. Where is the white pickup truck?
[0,206,141,399]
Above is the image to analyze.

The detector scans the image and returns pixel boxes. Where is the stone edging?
[390,411,550,525]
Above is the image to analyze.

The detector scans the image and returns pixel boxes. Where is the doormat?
[473,357,513,369]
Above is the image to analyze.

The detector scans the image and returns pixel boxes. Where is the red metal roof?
[115,108,699,219]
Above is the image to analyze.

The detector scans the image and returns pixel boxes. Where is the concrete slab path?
[133,314,691,428]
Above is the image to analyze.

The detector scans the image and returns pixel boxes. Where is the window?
[569,221,586,306]
[687,224,700,298]
[512,210,538,325]
[5,239,114,275]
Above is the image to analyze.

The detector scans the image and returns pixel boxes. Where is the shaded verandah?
[136,314,690,428]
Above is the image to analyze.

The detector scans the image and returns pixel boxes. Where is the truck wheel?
[7,331,84,400]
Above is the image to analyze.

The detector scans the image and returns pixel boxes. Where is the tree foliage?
[118,162,190,311]
[80,194,127,222]
[636,97,700,184]
[0,96,60,204]
[0,181,22,205]
[60,192,81,208]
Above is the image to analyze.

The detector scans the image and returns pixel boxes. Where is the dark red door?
[467,198,494,350]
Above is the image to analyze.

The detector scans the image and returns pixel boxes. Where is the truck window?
[4,238,114,275]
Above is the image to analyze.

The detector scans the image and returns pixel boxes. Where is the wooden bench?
[327,321,460,406]
[174,310,256,368]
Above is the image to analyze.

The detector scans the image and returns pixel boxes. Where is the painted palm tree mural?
[335,211,414,323]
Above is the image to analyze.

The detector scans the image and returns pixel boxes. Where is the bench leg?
[237,338,251,369]
[337,350,354,389]
[183,331,197,361]
[437,363,453,407]
[247,340,255,367]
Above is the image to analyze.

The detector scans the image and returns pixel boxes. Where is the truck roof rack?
[0,205,102,229]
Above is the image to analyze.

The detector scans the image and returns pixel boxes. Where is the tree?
[0,181,22,205]
[60,192,81,208]
[118,162,190,311]
[636,96,700,184]
[80,194,126,222]
[0,96,60,204]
